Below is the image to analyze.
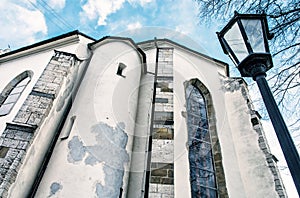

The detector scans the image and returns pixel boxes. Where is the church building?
[0,31,286,197]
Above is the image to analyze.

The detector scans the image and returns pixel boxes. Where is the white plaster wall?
[224,86,278,197]
[171,44,279,197]
[75,35,94,60]
[0,36,92,135]
[127,73,155,197]
[158,42,228,78]
[143,48,156,73]
[172,46,245,197]
[35,40,143,197]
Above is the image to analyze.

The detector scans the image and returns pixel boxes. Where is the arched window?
[185,83,217,198]
[0,71,33,116]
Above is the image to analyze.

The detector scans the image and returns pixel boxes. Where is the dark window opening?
[117,63,126,77]
[251,117,259,126]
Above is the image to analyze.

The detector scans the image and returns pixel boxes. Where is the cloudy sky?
[0,0,297,196]
[0,0,228,62]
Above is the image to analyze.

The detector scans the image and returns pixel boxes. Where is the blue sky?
[0,0,229,63]
[0,0,297,196]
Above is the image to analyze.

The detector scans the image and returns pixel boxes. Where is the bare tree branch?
[194,0,300,141]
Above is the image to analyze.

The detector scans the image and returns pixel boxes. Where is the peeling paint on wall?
[67,136,86,163]
[95,166,125,198]
[88,122,129,168]
[66,122,129,198]
[84,154,98,166]
[48,182,63,197]
[90,122,129,198]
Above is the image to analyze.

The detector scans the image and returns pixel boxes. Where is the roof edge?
[138,38,229,76]
[88,36,147,65]
[0,30,96,63]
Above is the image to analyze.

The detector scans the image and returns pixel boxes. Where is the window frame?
[185,83,218,197]
[0,71,33,116]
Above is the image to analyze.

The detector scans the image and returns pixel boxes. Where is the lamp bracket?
[237,53,273,78]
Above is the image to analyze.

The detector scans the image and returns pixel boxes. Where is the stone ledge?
[6,123,37,133]
[31,90,55,99]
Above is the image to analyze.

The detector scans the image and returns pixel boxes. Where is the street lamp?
[217,11,300,195]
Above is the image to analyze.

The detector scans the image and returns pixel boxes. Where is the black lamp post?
[217,11,300,195]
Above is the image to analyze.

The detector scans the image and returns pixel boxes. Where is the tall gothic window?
[0,71,32,116]
[185,83,217,198]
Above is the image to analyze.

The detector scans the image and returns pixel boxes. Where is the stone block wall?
[149,48,174,198]
[0,123,35,196]
[0,51,80,197]
[150,163,174,184]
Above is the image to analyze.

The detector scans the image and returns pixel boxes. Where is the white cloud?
[128,0,154,7]
[127,22,142,30]
[166,1,199,36]
[48,0,66,10]
[80,0,154,27]
[80,0,125,26]
[0,0,47,49]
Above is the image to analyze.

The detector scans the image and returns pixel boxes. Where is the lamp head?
[217,11,273,77]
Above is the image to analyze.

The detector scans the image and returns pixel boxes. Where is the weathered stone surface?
[149,192,162,198]
[151,169,168,177]
[149,184,158,193]
[157,184,174,194]
[0,51,79,197]
[6,149,18,159]
[150,162,174,186]
[16,141,28,150]
[27,112,43,126]
[2,139,19,149]
[0,188,8,197]
[161,194,173,198]
[150,176,160,184]
[13,131,32,141]
[149,184,174,198]
[150,48,174,197]
[13,111,31,124]
[151,140,173,163]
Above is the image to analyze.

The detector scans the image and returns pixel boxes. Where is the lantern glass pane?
[241,19,266,53]
[224,23,248,62]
